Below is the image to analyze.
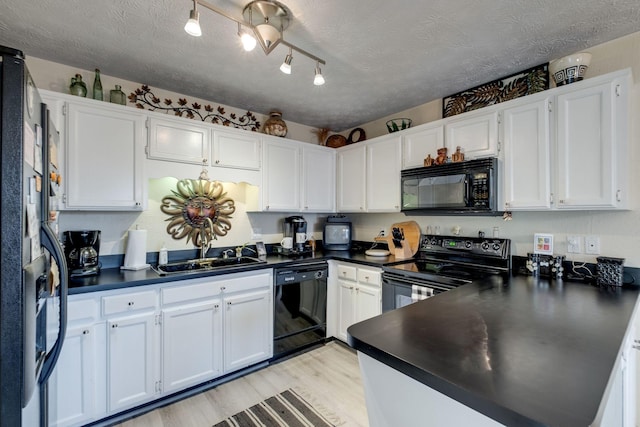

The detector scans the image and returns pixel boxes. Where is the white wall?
[28,32,640,267]
[351,32,640,266]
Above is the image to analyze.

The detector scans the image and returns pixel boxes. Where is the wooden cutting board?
[375,220,421,259]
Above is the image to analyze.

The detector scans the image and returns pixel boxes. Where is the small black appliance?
[281,216,310,256]
[64,230,101,277]
[323,215,352,251]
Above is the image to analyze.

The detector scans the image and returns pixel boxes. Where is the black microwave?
[401,158,500,215]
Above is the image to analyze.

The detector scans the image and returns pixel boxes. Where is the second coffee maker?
[282,216,309,254]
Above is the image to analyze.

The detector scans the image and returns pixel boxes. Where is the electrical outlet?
[567,236,582,253]
[379,229,385,237]
[251,228,262,240]
[585,235,600,255]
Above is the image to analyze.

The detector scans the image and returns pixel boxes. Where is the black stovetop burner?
[384,234,511,285]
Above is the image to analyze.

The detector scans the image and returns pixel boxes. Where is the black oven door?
[382,272,453,312]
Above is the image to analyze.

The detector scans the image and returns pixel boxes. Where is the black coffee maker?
[282,216,310,255]
[64,230,101,277]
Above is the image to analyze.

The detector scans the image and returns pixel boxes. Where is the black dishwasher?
[273,262,327,359]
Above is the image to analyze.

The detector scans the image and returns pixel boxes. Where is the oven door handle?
[464,176,471,206]
[382,274,455,292]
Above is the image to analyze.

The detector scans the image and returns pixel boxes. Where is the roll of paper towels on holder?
[121,229,150,270]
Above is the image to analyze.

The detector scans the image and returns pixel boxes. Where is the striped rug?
[212,388,342,427]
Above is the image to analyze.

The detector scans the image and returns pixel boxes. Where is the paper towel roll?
[121,229,150,270]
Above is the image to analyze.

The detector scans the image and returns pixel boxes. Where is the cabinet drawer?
[102,291,157,316]
[357,268,381,286]
[162,279,221,305]
[67,297,100,324]
[336,264,357,281]
[221,271,272,294]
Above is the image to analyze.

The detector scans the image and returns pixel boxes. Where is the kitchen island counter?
[347,275,639,427]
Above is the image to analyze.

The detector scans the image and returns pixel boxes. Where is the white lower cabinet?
[161,300,223,393]
[333,263,382,342]
[224,288,272,372]
[49,269,273,427]
[107,312,156,412]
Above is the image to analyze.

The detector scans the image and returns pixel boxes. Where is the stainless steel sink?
[153,256,266,276]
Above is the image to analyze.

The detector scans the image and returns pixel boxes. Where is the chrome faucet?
[222,248,235,259]
[234,243,256,258]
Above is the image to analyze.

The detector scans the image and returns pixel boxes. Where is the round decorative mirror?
[161,178,235,247]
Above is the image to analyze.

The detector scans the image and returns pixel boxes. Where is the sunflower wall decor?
[160,176,236,248]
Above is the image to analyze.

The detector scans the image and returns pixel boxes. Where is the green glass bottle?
[93,68,103,101]
[109,85,126,105]
[69,74,87,97]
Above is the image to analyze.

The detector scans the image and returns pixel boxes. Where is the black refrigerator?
[0,45,68,426]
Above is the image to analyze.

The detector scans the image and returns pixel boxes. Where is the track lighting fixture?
[280,48,293,74]
[238,23,257,51]
[313,62,325,86]
[184,0,202,37]
[185,0,326,85]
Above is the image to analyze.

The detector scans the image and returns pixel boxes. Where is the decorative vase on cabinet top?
[110,85,126,105]
[263,111,288,137]
[69,74,87,97]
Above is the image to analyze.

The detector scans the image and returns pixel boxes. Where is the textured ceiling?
[1,0,639,131]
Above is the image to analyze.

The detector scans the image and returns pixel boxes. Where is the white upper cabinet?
[301,144,336,212]
[554,74,629,209]
[366,135,402,212]
[401,123,444,169]
[336,144,366,212]
[500,69,631,211]
[147,116,210,165]
[212,129,261,170]
[502,97,552,210]
[261,138,301,212]
[445,109,499,160]
[65,101,146,210]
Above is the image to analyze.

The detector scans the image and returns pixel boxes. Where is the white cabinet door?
[355,284,381,323]
[212,129,261,170]
[337,279,356,342]
[502,98,552,210]
[161,299,223,393]
[445,110,498,160]
[65,102,145,210]
[555,79,625,209]
[367,135,402,212]
[262,140,300,211]
[402,124,444,169]
[302,145,335,212]
[223,288,272,372]
[107,312,156,412]
[147,116,210,165]
[336,144,366,212]
[48,323,103,427]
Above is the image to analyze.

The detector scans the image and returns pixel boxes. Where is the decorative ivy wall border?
[129,85,261,131]
[443,63,549,118]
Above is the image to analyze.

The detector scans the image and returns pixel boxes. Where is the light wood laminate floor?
[117,341,368,427]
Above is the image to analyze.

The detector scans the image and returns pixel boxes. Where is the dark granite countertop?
[347,275,639,427]
[67,250,403,295]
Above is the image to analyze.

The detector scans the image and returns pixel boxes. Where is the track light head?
[184,1,202,37]
[280,50,293,74]
[313,63,325,86]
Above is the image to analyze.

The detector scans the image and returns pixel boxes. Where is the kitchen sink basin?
[153,256,266,275]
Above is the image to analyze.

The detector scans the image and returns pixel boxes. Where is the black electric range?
[382,234,511,311]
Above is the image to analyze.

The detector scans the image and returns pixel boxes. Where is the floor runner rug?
[212,387,343,427]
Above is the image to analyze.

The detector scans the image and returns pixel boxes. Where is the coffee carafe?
[64,230,101,277]
[283,216,308,253]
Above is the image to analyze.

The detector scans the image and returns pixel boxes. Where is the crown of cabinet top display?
[129,85,261,131]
